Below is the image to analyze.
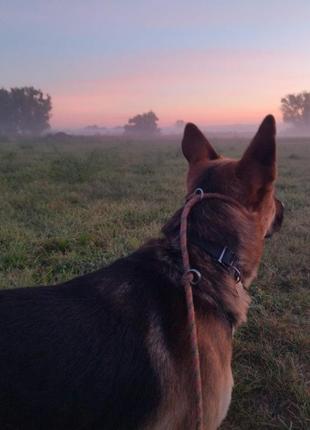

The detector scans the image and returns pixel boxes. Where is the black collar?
[190,235,242,283]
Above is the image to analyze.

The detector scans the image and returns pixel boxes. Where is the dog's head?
[182,115,284,240]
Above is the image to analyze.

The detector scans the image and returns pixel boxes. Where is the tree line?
[0,87,51,136]
[0,86,309,137]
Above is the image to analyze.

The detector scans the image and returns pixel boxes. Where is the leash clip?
[194,188,204,200]
[186,268,202,285]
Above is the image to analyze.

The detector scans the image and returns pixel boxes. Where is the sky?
[1,0,310,129]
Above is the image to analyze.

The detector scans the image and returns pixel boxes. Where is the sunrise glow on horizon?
[1,1,310,129]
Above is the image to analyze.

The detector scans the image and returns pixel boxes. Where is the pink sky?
[51,49,310,128]
[2,1,310,129]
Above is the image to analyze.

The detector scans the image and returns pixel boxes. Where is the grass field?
[0,135,309,429]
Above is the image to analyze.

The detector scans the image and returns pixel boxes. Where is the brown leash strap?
[180,189,205,430]
[180,188,244,430]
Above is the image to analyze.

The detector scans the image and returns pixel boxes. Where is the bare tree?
[175,120,185,130]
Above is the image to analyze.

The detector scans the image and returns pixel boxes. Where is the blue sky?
[1,0,310,127]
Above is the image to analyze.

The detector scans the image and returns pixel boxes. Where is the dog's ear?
[182,123,218,164]
[237,115,276,187]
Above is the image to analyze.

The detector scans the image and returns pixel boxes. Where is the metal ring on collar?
[187,268,202,285]
[194,188,204,200]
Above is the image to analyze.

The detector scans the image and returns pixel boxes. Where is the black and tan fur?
[0,115,283,429]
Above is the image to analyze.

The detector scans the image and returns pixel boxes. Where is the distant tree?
[0,86,52,136]
[281,91,310,130]
[124,111,160,136]
[83,125,107,136]
[175,120,185,131]
[0,88,13,135]
[175,120,185,128]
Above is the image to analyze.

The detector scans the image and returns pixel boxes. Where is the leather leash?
[180,188,244,430]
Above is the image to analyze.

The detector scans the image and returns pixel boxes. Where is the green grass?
[0,135,309,429]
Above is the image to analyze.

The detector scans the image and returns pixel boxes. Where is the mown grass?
[0,135,309,429]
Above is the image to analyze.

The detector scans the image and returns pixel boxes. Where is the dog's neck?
[162,198,264,328]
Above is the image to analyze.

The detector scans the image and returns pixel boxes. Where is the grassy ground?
[0,135,309,429]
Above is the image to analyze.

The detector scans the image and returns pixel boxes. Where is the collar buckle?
[217,246,228,264]
[217,247,241,284]
[190,237,242,284]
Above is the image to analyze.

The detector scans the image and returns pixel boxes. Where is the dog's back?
[0,233,240,430]
[0,245,171,430]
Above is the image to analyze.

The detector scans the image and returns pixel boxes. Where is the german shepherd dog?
[0,115,283,430]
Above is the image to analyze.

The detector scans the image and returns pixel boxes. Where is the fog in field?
[56,123,309,140]
[1,87,309,140]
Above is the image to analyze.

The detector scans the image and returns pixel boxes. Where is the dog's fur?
[0,115,283,430]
